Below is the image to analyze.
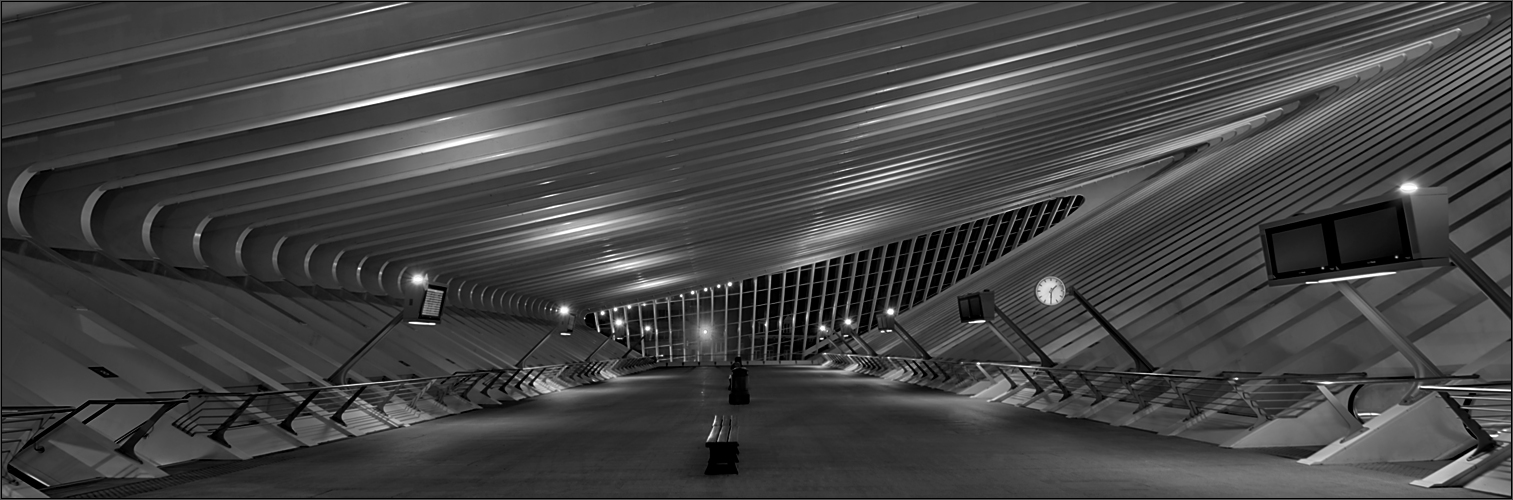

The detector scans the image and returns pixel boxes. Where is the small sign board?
[88,366,118,378]
[418,284,447,322]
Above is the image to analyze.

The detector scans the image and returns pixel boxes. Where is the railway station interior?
[1,2,1510,498]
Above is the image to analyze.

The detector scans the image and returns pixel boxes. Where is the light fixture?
[600,311,606,315]
[843,318,852,325]
[818,325,828,332]
[1304,271,1397,284]
[727,281,733,286]
[1399,182,1419,193]
[559,306,571,316]
[704,287,709,291]
[615,319,625,327]
[886,308,896,316]
[716,284,721,288]
[410,274,427,285]
[644,325,651,332]
[407,320,436,326]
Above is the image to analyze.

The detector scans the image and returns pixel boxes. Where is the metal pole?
[329,308,408,384]
[890,322,932,360]
[1448,242,1512,318]
[1068,284,1155,372]
[1333,281,1444,379]
[846,325,878,356]
[981,322,1029,362]
[993,305,1055,366]
[519,315,570,367]
[584,332,615,362]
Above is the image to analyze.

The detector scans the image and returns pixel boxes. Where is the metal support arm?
[1333,281,1444,379]
[329,308,409,385]
[890,322,932,360]
[520,315,572,367]
[1068,284,1155,372]
[1448,242,1512,318]
[992,305,1055,366]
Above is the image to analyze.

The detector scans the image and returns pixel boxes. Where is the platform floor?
[139,365,1492,498]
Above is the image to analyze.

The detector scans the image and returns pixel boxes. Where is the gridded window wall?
[592,195,1084,361]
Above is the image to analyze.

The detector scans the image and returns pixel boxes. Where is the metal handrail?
[1421,383,1512,393]
[1417,381,1510,456]
[171,358,656,447]
[824,354,1400,422]
[3,398,186,468]
[1304,375,1480,386]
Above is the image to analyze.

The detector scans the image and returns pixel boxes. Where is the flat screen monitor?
[1332,205,1409,266]
[1267,223,1328,274]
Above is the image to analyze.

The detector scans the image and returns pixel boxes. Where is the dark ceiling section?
[2,2,1504,313]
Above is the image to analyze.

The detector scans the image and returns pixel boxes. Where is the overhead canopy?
[2,2,1502,311]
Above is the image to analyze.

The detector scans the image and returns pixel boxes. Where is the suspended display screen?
[1259,190,1448,286]
[957,290,994,324]
[418,284,447,322]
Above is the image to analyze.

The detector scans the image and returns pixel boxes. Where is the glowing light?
[410,274,427,285]
[600,311,606,315]
[727,282,733,286]
[1399,182,1419,193]
[614,319,625,327]
[704,288,709,292]
[407,320,436,326]
[886,308,896,316]
[967,319,986,324]
[818,325,828,332]
[644,325,651,332]
[716,284,721,288]
[558,306,571,316]
[844,318,853,325]
[1305,271,1397,284]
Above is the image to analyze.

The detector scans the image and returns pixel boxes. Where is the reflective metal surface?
[3,2,1502,316]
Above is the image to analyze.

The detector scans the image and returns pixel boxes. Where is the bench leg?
[705,444,739,475]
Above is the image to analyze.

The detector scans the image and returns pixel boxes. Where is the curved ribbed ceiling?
[2,2,1503,313]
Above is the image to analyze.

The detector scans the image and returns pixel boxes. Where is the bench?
[704,414,739,475]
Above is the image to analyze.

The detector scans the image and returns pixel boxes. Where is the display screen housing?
[418,284,447,321]
[1260,196,1423,283]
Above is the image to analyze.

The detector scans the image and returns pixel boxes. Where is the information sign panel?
[418,284,447,322]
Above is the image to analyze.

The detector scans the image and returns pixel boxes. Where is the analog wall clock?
[1035,276,1067,306]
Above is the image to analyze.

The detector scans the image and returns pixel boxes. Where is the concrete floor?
[139,365,1493,498]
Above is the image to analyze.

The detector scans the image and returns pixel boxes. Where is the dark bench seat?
[704,414,739,475]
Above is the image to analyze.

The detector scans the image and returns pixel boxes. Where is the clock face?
[1035,276,1066,306]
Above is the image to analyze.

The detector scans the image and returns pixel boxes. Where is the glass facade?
[591,195,1084,361]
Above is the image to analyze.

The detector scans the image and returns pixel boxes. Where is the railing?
[171,358,656,448]
[2,398,187,485]
[3,406,70,487]
[821,354,1479,427]
[1418,382,1510,456]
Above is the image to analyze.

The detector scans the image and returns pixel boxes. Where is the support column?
[880,314,931,359]
[1333,281,1444,379]
[992,306,1055,366]
[1448,242,1512,318]
[519,314,572,367]
[328,306,410,385]
[1068,284,1154,372]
